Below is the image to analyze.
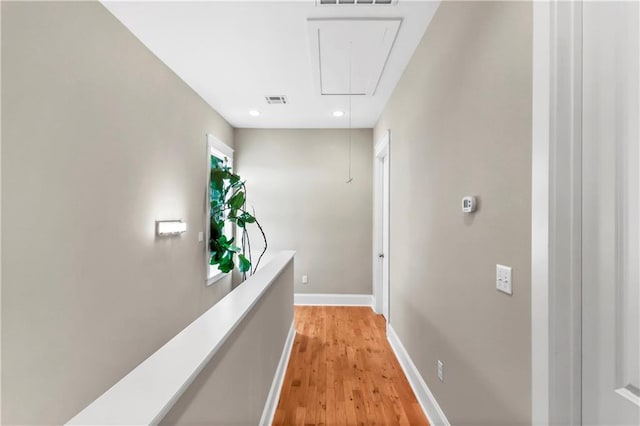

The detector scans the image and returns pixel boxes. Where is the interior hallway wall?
[235,128,373,295]
[161,258,294,425]
[374,1,533,424]
[2,2,234,423]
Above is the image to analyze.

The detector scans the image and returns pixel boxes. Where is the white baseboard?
[259,320,296,426]
[294,293,374,307]
[387,324,450,426]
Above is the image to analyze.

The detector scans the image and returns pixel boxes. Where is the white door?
[374,131,390,321]
[582,2,640,424]
[381,152,389,321]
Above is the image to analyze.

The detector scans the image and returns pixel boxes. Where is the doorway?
[374,130,390,322]
[532,2,640,424]
[582,1,639,424]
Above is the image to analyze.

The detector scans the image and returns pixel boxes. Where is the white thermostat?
[462,196,477,213]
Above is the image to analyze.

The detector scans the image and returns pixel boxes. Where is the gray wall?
[161,257,294,425]
[1,2,234,423]
[374,2,532,425]
[235,129,373,295]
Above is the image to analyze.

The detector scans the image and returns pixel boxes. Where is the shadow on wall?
[396,295,526,425]
[421,1,519,117]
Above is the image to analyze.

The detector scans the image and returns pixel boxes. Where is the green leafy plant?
[209,156,267,278]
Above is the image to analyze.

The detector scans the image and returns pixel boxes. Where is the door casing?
[531,1,583,424]
[373,130,390,322]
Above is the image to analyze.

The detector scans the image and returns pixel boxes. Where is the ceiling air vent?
[317,0,396,5]
[265,95,288,105]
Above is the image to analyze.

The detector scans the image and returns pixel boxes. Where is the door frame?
[373,130,390,321]
[531,1,583,424]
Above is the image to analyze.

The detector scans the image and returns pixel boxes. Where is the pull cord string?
[347,41,353,183]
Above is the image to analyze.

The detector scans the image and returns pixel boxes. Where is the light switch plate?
[302,275,308,284]
[198,232,204,242]
[496,264,513,295]
[437,360,444,382]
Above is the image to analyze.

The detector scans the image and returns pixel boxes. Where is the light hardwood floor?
[273,306,429,426]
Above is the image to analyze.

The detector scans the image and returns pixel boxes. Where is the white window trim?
[206,134,234,287]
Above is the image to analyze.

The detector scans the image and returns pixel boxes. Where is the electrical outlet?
[302,275,308,284]
[437,360,444,382]
[496,264,513,295]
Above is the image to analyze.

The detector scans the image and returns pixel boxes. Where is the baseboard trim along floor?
[387,324,451,426]
[259,321,296,426]
[293,293,374,307]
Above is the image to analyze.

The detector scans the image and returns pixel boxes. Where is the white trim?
[207,133,234,159]
[294,293,374,307]
[374,129,390,158]
[66,251,295,425]
[532,2,583,424]
[206,269,226,286]
[0,2,3,417]
[373,129,390,318]
[259,321,296,426]
[531,3,551,422]
[386,325,450,426]
[0,2,3,418]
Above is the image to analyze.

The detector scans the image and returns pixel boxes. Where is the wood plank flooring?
[273,306,429,426]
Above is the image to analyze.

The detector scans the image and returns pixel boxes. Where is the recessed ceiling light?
[333,110,345,117]
[249,110,260,117]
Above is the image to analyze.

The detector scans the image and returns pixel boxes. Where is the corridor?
[274,307,428,425]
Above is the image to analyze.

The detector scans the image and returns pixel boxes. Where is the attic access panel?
[307,18,402,96]
[317,0,397,5]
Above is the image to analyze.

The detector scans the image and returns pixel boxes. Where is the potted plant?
[209,156,267,280]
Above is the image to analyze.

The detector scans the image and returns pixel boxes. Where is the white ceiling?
[102,1,440,129]
[308,18,402,96]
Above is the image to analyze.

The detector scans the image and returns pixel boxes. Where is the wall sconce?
[156,220,187,236]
